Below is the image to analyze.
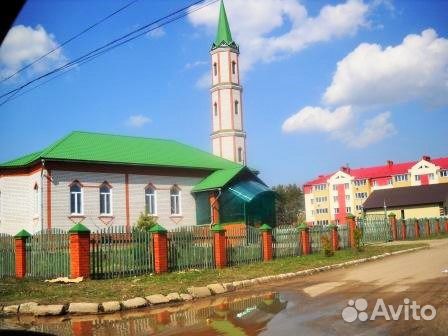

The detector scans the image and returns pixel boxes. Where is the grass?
[0,242,427,305]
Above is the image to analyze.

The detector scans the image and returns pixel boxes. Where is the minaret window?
[238,147,243,163]
[213,63,217,76]
[234,100,239,115]
[232,61,236,74]
[214,102,218,116]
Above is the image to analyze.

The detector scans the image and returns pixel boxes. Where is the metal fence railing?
[167,225,214,271]
[272,225,300,258]
[26,229,70,279]
[0,233,15,278]
[226,225,262,266]
[90,226,153,279]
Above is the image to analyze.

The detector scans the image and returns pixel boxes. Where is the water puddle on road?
[0,291,288,335]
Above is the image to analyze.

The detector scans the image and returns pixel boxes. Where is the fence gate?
[226,225,262,266]
[358,215,391,243]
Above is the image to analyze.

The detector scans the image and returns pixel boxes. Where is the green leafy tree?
[135,212,158,231]
[272,184,305,226]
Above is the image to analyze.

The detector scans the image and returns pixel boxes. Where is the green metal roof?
[191,166,244,192]
[0,131,242,171]
[211,0,238,51]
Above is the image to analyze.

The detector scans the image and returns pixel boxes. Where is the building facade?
[303,156,448,225]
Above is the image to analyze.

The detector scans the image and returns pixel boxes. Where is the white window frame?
[170,186,182,216]
[99,183,112,216]
[334,208,339,214]
[345,195,350,201]
[429,173,434,180]
[415,175,421,181]
[70,182,83,215]
[440,170,448,177]
[346,207,351,213]
[333,196,338,202]
[145,186,157,215]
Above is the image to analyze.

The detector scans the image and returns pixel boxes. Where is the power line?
[0,0,218,106]
[0,0,140,83]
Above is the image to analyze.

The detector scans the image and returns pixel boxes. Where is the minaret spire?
[209,0,246,164]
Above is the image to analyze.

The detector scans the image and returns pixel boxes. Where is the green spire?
[211,0,238,51]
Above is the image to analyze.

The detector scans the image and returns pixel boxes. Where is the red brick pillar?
[445,218,448,233]
[401,220,407,240]
[209,192,220,224]
[435,219,440,234]
[260,224,273,261]
[298,224,310,255]
[388,214,397,241]
[424,219,430,237]
[212,224,227,268]
[414,219,420,238]
[346,215,356,248]
[330,225,339,251]
[150,224,168,273]
[69,223,91,278]
[14,230,31,279]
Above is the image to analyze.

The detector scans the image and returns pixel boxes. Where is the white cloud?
[189,0,369,73]
[0,25,67,79]
[282,105,353,133]
[282,105,394,148]
[195,72,211,89]
[184,60,208,70]
[146,27,166,39]
[126,114,151,128]
[324,29,448,107]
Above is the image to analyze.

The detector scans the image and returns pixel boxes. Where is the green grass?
[0,243,427,305]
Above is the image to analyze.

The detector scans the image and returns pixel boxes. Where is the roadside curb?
[0,246,427,318]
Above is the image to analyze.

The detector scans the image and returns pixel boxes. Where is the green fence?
[338,224,349,249]
[26,229,70,279]
[358,215,391,243]
[309,226,332,252]
[0,233,15,278]
[90,226,153,279]
[167,225,214,271]
[272,225,300,258]
[226,225,262,266]
[402,217,447,240]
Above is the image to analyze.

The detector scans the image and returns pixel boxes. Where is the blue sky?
[0,0,447,186]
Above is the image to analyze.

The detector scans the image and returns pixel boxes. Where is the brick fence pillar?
[346,215,356,248]
[211,224,227,268]
[14,229,31,279]
[445,218,448,233]
[260,224,273,261]
[401,220,407,240]
[150,224,168,273]
[298,224,310,255]
[424,219,431,237]
[388,213,397,241]
[435,219,440,234]
[329,224,339,251]
[69,223,91,278]
[414,219,420,238]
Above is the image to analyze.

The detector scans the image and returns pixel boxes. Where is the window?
[314,184,326,191]
[234,100,239,115]
[440,170,448,177]
[372,180,378,186]
[429,173,434,180]
[355,205,363,211]
[238,147,243,163]
[70,182,82,215]
[354,179,366,186]
[333,185,338,191]
[33,184,39,216]
[394,174,408,182]
[388,178,393,185]
[170,186,181,215]
[213,63,217,76]
[232,61,236,74]
[99,183,112,215]
[344,183,349,190]
[334,208,339,214]
[213,102,218,116]
[346,207,351,213]
[345,195,350,201]
[415,175,421,181]
[355,192,368,199]
[310,198,314,204]
[145,186,157,215]
[316,208,328,214]
[315,196,327,203]
[333,196,338,202]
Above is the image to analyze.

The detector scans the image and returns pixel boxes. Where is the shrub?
[353,227,364,252]
[320,234,334,257]
[135,212,158,231]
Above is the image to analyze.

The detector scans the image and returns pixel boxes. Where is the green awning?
[228,180,272,202]
[192,167,244,193]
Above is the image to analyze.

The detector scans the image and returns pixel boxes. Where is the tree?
[135,212,158,231]
[272,184,305,226]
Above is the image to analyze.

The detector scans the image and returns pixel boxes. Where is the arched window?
[232,61,236,75]
[33,184,39,216]
[99,183,112,215]
[213,63,217,76]
[170,186,181,215]
[145,186,157,215]
[234,100,239,115]
[238,147,243,163]
[214,102,218,116]
[70,182,82,214]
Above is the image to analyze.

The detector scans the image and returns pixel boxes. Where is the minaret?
[210,0,246,164]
